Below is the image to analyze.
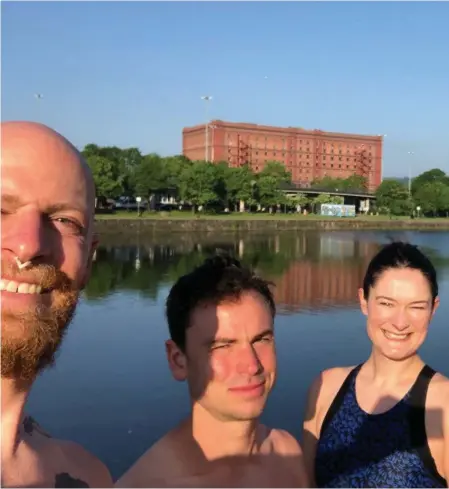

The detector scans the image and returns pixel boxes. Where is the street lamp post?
[407,151,415,197]
[201,96,212,161]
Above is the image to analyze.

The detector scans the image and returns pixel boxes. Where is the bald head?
[1,121,96,219]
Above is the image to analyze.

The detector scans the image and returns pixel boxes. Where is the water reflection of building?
[273,240,379,313]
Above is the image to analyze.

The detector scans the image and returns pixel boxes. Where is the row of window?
[225,135,374,152]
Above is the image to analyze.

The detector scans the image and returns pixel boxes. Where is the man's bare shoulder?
[22,416,113,488]
[265,428,309,487]
[115,433,178,488]
[268,428,303,456]
[56,440,113,488]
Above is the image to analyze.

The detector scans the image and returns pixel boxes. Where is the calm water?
[27,230,449,480]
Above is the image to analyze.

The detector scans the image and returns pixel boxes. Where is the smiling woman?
[302,241,449,488]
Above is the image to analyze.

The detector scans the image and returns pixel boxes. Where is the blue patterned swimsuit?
[315,364,447,488]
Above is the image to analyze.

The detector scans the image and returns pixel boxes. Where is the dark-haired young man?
[117,255,308,488]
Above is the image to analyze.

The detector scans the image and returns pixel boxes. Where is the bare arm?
[302,374,323,488]
[443,389,449,483]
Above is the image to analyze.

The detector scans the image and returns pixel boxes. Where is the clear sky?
[2,1,448,177]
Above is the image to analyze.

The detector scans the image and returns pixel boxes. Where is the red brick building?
[182,120,383,191]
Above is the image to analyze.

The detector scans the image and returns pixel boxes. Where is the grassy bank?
[93,211,449,234]
[95,210,449,223]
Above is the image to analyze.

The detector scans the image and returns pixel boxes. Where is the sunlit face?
[1,122,97,380]
[166,290,276,422]
[359,267,439,361]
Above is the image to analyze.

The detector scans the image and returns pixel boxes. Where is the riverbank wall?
[95,218,449,235]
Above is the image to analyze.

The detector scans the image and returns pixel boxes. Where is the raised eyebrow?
[375,296,396,301]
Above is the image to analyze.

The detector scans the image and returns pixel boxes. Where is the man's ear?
[166,340,188,381]
[80,233,99,290]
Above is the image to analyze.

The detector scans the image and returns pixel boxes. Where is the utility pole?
[201,96,212,161]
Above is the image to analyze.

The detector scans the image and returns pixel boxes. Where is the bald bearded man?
[1,122,113,487]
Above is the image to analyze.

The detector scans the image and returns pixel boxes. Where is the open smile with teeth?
[382,330,411,341]
[0,279,44,294]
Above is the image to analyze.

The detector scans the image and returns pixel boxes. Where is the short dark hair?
[166,252,276,352]
[363,241,438,302]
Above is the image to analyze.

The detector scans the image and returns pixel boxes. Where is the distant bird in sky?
[34,93,43,99]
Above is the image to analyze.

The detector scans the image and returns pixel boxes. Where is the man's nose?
[2,209,50,264]
[236,345,263,376]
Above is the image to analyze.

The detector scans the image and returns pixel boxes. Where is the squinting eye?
[259,336,273,343]
[53,217,84,234]
[211,344,231,350]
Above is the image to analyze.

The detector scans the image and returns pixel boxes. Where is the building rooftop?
[183,120,383,140]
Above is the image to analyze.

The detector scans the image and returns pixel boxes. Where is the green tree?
[178,162,219,211]
[85,155,123,199]
[132,153,169,208]
[375,179,411,216]
[414,181,449,216]
[82,144,143,196]
[343,175,368,191]
[411,168,449,196]
[257,175,284,212]
[260,161,292,184]
[163,155,192,191]
[225,165,257,211]
[285,193,309,212]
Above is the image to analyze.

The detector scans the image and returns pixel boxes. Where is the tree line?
[82,144,449,216]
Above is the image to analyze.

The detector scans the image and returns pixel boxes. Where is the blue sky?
[2,1,448,177]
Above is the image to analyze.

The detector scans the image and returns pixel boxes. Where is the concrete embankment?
[95,218,449,235]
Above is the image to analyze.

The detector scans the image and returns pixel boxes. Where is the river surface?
[27,229,449,480]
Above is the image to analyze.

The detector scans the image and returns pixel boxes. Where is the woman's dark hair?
[166,252,276,352]
[362,241,438,302]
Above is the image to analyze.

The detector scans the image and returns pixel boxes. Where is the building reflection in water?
[273,237,378,314]
[85,232,447,315]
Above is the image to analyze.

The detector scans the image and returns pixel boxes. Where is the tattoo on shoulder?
[54,473,90,488]
[23,415,52,438]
